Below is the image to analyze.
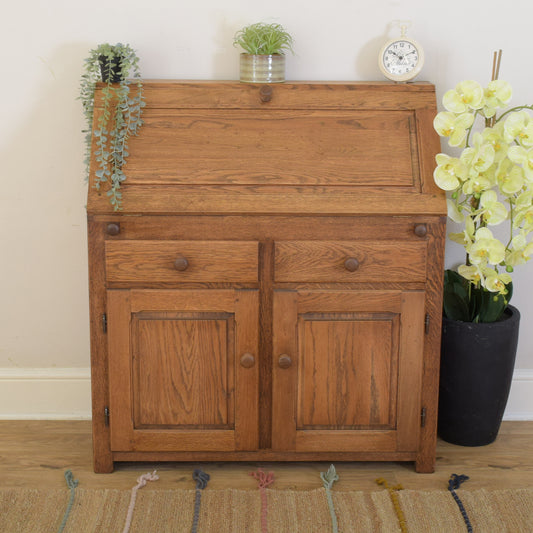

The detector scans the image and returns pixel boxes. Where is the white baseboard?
[0,367,92,419]
[0,367,531,420]
[503,369,533,420]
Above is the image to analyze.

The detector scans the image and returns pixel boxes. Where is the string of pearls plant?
[79,43,145,210]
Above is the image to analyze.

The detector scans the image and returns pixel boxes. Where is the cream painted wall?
[1,0,532,414]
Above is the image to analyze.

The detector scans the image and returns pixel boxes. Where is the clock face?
[379,38,424,82]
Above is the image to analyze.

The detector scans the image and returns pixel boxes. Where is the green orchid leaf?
[443,269,512,323]
[443,270,471,321]
[477,281,513,322]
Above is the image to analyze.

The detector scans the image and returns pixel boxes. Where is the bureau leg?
[93,452,114,473]
[92,417,114,472]
[415,452,436,473]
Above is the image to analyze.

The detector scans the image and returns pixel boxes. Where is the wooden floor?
[1,420,532,492]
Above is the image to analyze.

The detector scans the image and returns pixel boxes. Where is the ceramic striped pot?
[239,54,285,83]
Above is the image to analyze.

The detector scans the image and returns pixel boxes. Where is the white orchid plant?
[434,78,533,322]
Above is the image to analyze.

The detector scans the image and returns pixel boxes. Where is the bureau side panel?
[87,217,113,472]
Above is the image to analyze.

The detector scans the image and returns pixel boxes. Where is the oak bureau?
[87,81,446,473]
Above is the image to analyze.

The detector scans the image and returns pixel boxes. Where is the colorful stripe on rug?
[191,469,210,533]
[122,470,159,533]
[250,468,274,533]
[376,477,407,532]
[320,464,340,533]
[447,473,472,533]
[56,470,78,533]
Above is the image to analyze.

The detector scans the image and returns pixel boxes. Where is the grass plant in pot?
[79,43,145,211]
[433,51,533,446]
[233,22,294,83]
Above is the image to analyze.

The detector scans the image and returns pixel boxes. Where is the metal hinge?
[421,407,427,428]
[424,314,430,334]
[102,313,107,334]
[104,406,110,426]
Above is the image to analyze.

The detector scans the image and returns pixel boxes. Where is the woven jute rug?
[1,485,532,532]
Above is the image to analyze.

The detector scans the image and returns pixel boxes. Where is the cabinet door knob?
[278,354,292,369]
[174,256,189,271]
[259,85,273,102]
[106,223,120,236]
[414,224,427,237]
[240,353,256,368]
[344,257,360,272]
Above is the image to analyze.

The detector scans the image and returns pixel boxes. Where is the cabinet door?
[272,290,425,453]
[107,289,259,452]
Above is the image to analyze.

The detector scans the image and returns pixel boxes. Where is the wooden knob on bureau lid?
[240,353,256,368]
[344,257,360,272]
[278,354,292,369]
[174,256,189,271]
[259,85,273,102]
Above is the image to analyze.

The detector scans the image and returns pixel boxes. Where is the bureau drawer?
[105,240,258,283]
[274,241,427,283]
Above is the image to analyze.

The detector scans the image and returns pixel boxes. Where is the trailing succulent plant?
[79,43,145,210]
[233,22,294,55]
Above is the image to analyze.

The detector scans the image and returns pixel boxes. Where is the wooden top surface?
[94,80,438,109]
[87,81,446,216]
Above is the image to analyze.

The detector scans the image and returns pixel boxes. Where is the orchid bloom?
[443,80,485,113]
[460,133,495,176]
[433,154,467,190]
[446,198,464,223]
[457,264,483,284]
[449,215,475,245]
[481,122,508,163]
[483,80,512,118]
[461,172,494,196]
[477,190,507,225]
[513,193,533,233]
[495,159,524,195]
[504,111,533,147]
[433,111,474,147]
[508,146,533,183]
[483,268,512,294]
[466,227,506,266]
[505,234,533,266]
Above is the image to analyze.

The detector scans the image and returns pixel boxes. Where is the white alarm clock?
[378,25,424,82]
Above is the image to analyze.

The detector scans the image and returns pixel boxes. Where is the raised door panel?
[133,315,233,428]
[272,290,425,453]
[298,318,397,430]
[107,289,259,452]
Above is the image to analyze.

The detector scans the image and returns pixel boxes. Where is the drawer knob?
[278,354,292,369]
[259,85,273,102]
[106,223,120,236]
[344,257,360,272]
[414,224,427,237]
[174,256,189,271]
[240,353,256,368]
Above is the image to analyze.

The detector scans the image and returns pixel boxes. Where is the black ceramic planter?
[438,305,520,446]
[99,55,122,83]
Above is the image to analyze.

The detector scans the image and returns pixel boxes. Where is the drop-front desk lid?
[87,81,446,217]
